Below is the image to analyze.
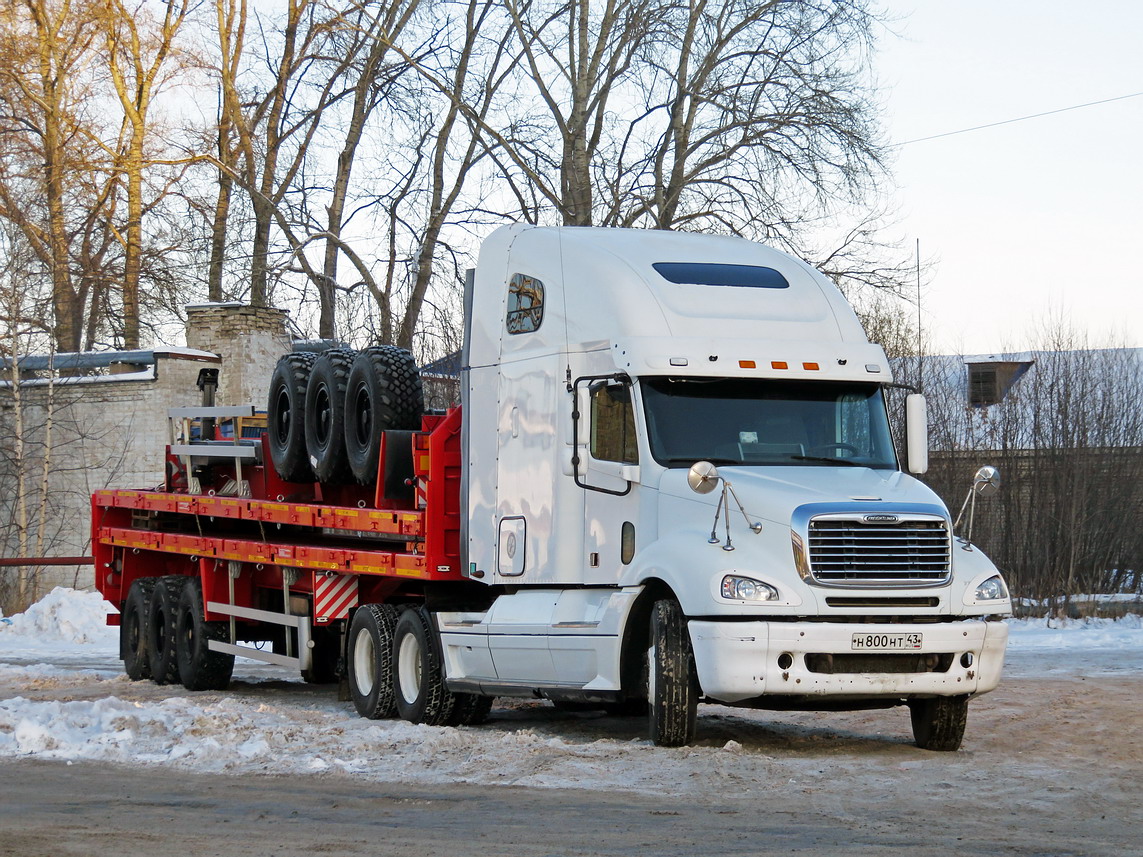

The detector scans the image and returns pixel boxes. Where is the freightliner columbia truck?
[94,225,1011,750]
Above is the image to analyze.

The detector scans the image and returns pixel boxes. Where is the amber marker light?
[739,360,756,369]
[771,361,788,370]
[802,362,820,371]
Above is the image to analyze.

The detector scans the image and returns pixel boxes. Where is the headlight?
[974,574,1009,601]
[721,575,778,602]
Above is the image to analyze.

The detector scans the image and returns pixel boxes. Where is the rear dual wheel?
[145,576,185,685]
[175,577,234,691]
[348,603,491,727]
[121,578,156,681]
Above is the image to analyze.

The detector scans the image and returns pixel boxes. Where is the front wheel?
[392,606,455,726]
[909,695,969,751]
[648,599,699,747]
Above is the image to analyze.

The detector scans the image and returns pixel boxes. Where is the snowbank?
[1005,613,1143,650]
[0,587,117,651]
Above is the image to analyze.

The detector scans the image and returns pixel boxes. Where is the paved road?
[2,647,1141,856]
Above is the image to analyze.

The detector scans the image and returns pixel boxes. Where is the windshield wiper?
[790,455,863,466]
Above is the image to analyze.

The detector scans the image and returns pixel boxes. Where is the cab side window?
[590,384,638,464]
[506,273,544,334]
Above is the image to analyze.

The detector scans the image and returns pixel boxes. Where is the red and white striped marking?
[314,573,358,623]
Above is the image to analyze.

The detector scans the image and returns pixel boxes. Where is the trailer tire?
[146,576,186,686]
[648,599,699,747]
[121,578,157,681]
[268,352,318,482]
[393,606,454,726]
[348,604,399,719]
[305,348,356,484]
[909,695,969,751]
[175,577,234,691]
[344,346,423,484]
[447,694,493,727]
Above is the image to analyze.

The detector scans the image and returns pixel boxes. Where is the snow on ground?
[1,588,1141,793]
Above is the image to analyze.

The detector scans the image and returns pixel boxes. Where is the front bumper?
[688,618,1008,704]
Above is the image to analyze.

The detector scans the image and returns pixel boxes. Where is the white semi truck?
[97,225,1010,750]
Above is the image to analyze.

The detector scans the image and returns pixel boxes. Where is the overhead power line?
[897,90,1143,146]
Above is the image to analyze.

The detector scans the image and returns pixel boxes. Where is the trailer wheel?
[146,576,186,685]
[304,348,356,484]
[175,577,234,691]
[268,352,318,482]
[393,606,454,726]
[121,578,157,681]
[909,695,969,751]
[344,346,424,484]
[647,599,699,747]
[447,693,493,727]
[347,604,399,719]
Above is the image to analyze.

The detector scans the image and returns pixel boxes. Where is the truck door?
[575,378,641,586]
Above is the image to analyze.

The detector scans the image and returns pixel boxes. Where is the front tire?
[909,695,969,751]
[392,606,454,726]
[347,604,399,719]
[175,577,234,691]
[648,599,699,747]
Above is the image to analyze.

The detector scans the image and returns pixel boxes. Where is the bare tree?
[99,0,194,348]
[914,326,1143,604]
[0,0,105,352]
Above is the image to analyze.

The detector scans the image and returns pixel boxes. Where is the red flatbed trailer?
[93,407,465,678]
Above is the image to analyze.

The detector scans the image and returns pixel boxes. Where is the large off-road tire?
[392,606,455,726]
[344,346,424,484]
[121,578,157,681]
[175,577,234,691]
[145,576,186,686]
[447,693,494,726]
[347,604,400,719]
[302,625,340,684]
[267,352,317,482]
[909,695,969,751]
[304,348,356,484]
[648,599,699,747]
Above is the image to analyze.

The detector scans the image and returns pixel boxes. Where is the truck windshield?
[640,377,898,469]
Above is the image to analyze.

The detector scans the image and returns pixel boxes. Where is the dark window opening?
[652,262,789,289]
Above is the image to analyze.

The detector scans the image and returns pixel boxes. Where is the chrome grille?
[807,517,950,587]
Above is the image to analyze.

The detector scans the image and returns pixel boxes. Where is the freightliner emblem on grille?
[862,514,899,523]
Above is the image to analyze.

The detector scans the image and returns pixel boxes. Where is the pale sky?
[877,1,1143,355]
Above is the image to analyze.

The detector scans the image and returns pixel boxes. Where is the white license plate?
[851,632,923,651]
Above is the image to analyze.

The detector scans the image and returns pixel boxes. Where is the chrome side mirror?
[688,460,720,494]
[973,465,1001,497]
[955,465,1002,547]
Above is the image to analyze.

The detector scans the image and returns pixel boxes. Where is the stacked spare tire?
[267,345,424,485]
